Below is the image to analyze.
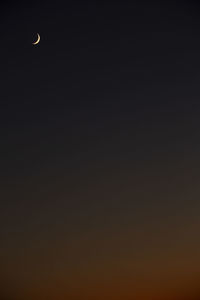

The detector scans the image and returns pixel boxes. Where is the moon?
[32,33,40,45]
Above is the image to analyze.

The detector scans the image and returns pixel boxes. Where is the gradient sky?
[1,1,200,299]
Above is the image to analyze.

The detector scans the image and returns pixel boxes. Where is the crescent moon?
[32,33,40,45]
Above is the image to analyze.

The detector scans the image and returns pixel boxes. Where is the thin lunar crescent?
[32,33,40,45]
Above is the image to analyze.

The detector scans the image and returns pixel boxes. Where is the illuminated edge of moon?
[32,33,40,45]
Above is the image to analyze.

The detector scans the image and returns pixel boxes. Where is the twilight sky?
[0,1,200,299]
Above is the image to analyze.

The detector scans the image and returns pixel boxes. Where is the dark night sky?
[0,1,200,299]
